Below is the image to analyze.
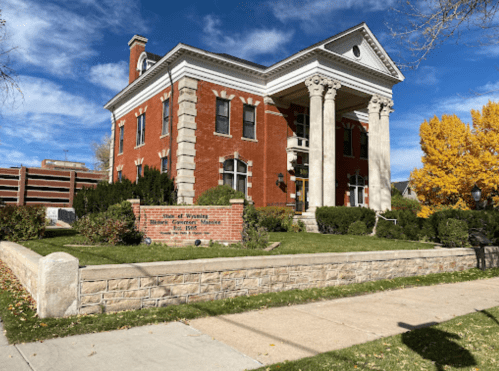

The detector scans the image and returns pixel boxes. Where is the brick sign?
[128,199,244,245]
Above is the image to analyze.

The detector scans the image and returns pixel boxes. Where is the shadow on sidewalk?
[398,322,476,371]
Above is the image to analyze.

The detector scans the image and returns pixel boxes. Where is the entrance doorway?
[295,178,308,214]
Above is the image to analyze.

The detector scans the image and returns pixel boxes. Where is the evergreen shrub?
[73,165,175,218]
[348,220,367,235]
[437,218,469,247]
[0,205,46,242]
[195,185,245,206]
[375,219,406,240]
[256,206,294,232]
[316,206,376,235]
[241,204,269,249]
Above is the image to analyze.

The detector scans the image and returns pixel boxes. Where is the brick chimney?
[128,35,148,84]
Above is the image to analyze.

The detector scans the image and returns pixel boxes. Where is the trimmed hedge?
[316,206,376,235]
[438,218,469,248]
[256,206,295,232]
[74,165,175,218]
[0,205,46,242]
[195,185,245,206]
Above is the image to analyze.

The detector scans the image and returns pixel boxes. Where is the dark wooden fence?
[0,167,107,207]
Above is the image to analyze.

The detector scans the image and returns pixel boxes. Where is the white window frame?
[162,99,170,136]
[136,114,145,147]
[223,158,247,196]
[215,98,230,135]
[242,104,256,140]
[349,175,365,207]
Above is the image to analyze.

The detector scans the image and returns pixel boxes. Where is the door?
[295,178,309,214]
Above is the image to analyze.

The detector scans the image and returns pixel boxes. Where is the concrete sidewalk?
[1,278,498,370]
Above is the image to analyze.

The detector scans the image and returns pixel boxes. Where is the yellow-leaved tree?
[410,101,499,217]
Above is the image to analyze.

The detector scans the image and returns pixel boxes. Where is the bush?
[391,194,421,214]
[0,205,46,242]
[379,209,428,241]
[73,201,143,245]
[316,206,376,235]
[348,221,367,235]
[437,218,469,247]
[375,219,406,240]
[195,185,245,206]
[241,204,269,249]
[256,206,294,232]
[73,165,175,218]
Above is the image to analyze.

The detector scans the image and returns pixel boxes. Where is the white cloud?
[390,147,423,181]
[412,66,439,86]
[0,148,40,167]
[270,0,395,23]
[89,61,129,92]
[2,0,146,76]
[202,15,293,61]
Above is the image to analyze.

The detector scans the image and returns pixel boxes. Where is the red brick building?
[105,23,404,226]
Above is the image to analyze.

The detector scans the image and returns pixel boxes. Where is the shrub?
[391,194,421,214]
[437,218,469,247]
[241,204,269,249]
[379,209,428,241]
[316,206,376,235]
[195,185,245,206]
[375,219,406,240]
[73,165,175,218]
[348,221,367,235]
[256,206,294,232]
[73,201,142,245]
[0,205,46,242]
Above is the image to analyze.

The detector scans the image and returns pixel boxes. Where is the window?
[296,114,310,140]
[407,187,411,195]
[349,175,365,207]
[136,164,142,183]
[119,126,124,154]
[136,114,145,146]
[162,99,170,135]
[117,170,122,182]
[215,98,230,135]
[360,131,368,159]
[142,58,148,74]
[243,104,256,139]
[343,127,352,156]
[161,157,168,174]
[223,159,247,195]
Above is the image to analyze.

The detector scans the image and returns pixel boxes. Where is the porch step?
[294,213,319,233]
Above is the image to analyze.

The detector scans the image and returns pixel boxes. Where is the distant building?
[41,159,89,171]
[392,181,418,201]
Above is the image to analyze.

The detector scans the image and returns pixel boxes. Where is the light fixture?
[471,184,481,210]
[144,237,152,245]
[276,173,284,186]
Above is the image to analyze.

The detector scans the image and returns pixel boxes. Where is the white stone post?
[380,98,393,211]
[368,95,382,211]
[38,252,79,318]
[305,75,326,213]
[323,79,341,207]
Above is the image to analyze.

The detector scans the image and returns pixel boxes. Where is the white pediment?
[323,26,401,79]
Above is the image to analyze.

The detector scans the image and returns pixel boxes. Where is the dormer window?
[142,58,148,73]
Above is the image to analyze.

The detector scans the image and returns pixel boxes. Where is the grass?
[1,254,499,344]
[19,229,433,266]
[255,307,499,371]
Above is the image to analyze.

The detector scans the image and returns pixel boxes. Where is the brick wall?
[129,198,244,244]
[78,247,499,315]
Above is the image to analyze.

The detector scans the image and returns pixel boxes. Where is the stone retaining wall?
[78,247,499,315]
[0,241,41,299]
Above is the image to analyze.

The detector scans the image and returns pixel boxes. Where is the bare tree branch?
[0,9,23,107]
[387,0,499,69]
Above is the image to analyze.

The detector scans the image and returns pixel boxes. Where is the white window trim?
[215,97,231,136]
[223,158,248,196]
[349,174,365,207]
[136,114,145,147]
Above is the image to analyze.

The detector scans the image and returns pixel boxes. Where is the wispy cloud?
[0,148,40,167]
[202,15,293,61]
[411,66,439,86]
[2,0,146,76]
[89,61,129,92]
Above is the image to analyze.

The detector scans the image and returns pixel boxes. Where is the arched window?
[142,58,148,74]
[349,175,365,207]
[223,159,247,195]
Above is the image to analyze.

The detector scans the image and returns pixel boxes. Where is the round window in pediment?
[353,45,361,58]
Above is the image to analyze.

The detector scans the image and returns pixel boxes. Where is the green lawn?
[19,229,433,266]
[256,306,499,371]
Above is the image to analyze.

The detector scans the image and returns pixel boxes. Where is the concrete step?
[294,214,319,233]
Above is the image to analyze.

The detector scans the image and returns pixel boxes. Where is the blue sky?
[2,0,499,181]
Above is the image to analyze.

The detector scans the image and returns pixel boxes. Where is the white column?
[368,95,382,211]
[380,98,393,211]
[109,115,115,184]
[305,74,326,212]
[323,79,341,207]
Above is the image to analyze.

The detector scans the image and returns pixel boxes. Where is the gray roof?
[393,181,409,194]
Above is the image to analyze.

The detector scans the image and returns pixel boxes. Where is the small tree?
[91,133,111,173]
